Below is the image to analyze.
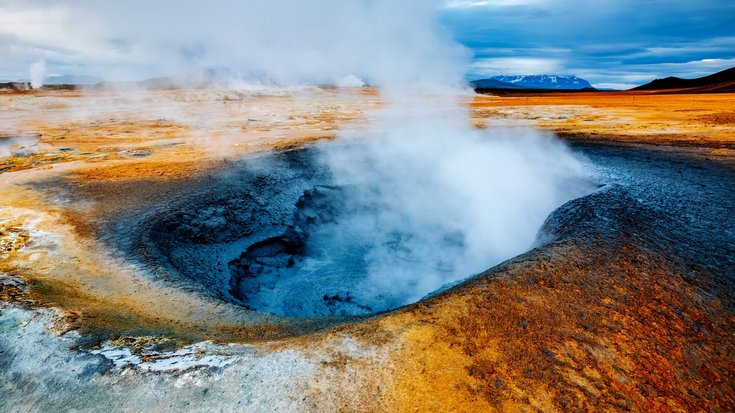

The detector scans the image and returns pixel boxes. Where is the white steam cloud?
[29,59,46,88]
[2,0,468,88]
[316,102,592,310]
[3,1,594,311]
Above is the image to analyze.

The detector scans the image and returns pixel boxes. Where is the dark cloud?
[441,0,735,87]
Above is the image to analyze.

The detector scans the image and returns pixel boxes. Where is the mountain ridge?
[471,74,594,90]
[491,75,593,90]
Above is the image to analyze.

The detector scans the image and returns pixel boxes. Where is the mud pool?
[110,140,735,323]
[136,143,592,318]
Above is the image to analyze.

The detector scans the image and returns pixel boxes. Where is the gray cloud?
[0,0,469,88]
[2,0,733,88]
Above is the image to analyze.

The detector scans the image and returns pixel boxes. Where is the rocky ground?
[1,88,734,411]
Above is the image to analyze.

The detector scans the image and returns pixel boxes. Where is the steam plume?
[316,102,592,309]
[29,59,46,88]
[5,1,594,309]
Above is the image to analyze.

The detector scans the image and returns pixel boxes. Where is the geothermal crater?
[143,144,566,318]
[133,140,735,325]
[145,147,468,317]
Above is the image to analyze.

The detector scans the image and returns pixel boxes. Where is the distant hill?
[487,75,593,90]
[632,67,735,93]
[45,74,103,85]
[138,67,241,90]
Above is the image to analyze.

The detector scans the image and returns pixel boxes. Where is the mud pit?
[141,147,376,318]
[134,143,575,318]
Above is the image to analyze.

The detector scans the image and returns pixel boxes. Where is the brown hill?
[632,66,735,93]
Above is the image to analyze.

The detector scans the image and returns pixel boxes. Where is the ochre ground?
[1,88,734,411]
[472,91,735,153]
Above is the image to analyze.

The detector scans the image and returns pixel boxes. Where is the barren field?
[473,91,735,151]
[1,89,734,411]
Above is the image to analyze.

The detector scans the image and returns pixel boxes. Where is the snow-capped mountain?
[489,75,593,90]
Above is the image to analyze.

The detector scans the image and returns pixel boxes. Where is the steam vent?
[2,1,735,412]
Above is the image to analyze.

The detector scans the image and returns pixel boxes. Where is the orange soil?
[472,91,735,152]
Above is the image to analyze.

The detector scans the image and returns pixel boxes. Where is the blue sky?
[441,0,735,88]
[1,0,733,89]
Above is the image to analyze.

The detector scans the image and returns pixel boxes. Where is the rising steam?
[4,1,468,87]
[317,101,592,309]
[29,59,46,88]
[6,1,594,310]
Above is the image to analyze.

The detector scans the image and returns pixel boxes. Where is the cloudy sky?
[1,0,733,89]
[441,0,735,88]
